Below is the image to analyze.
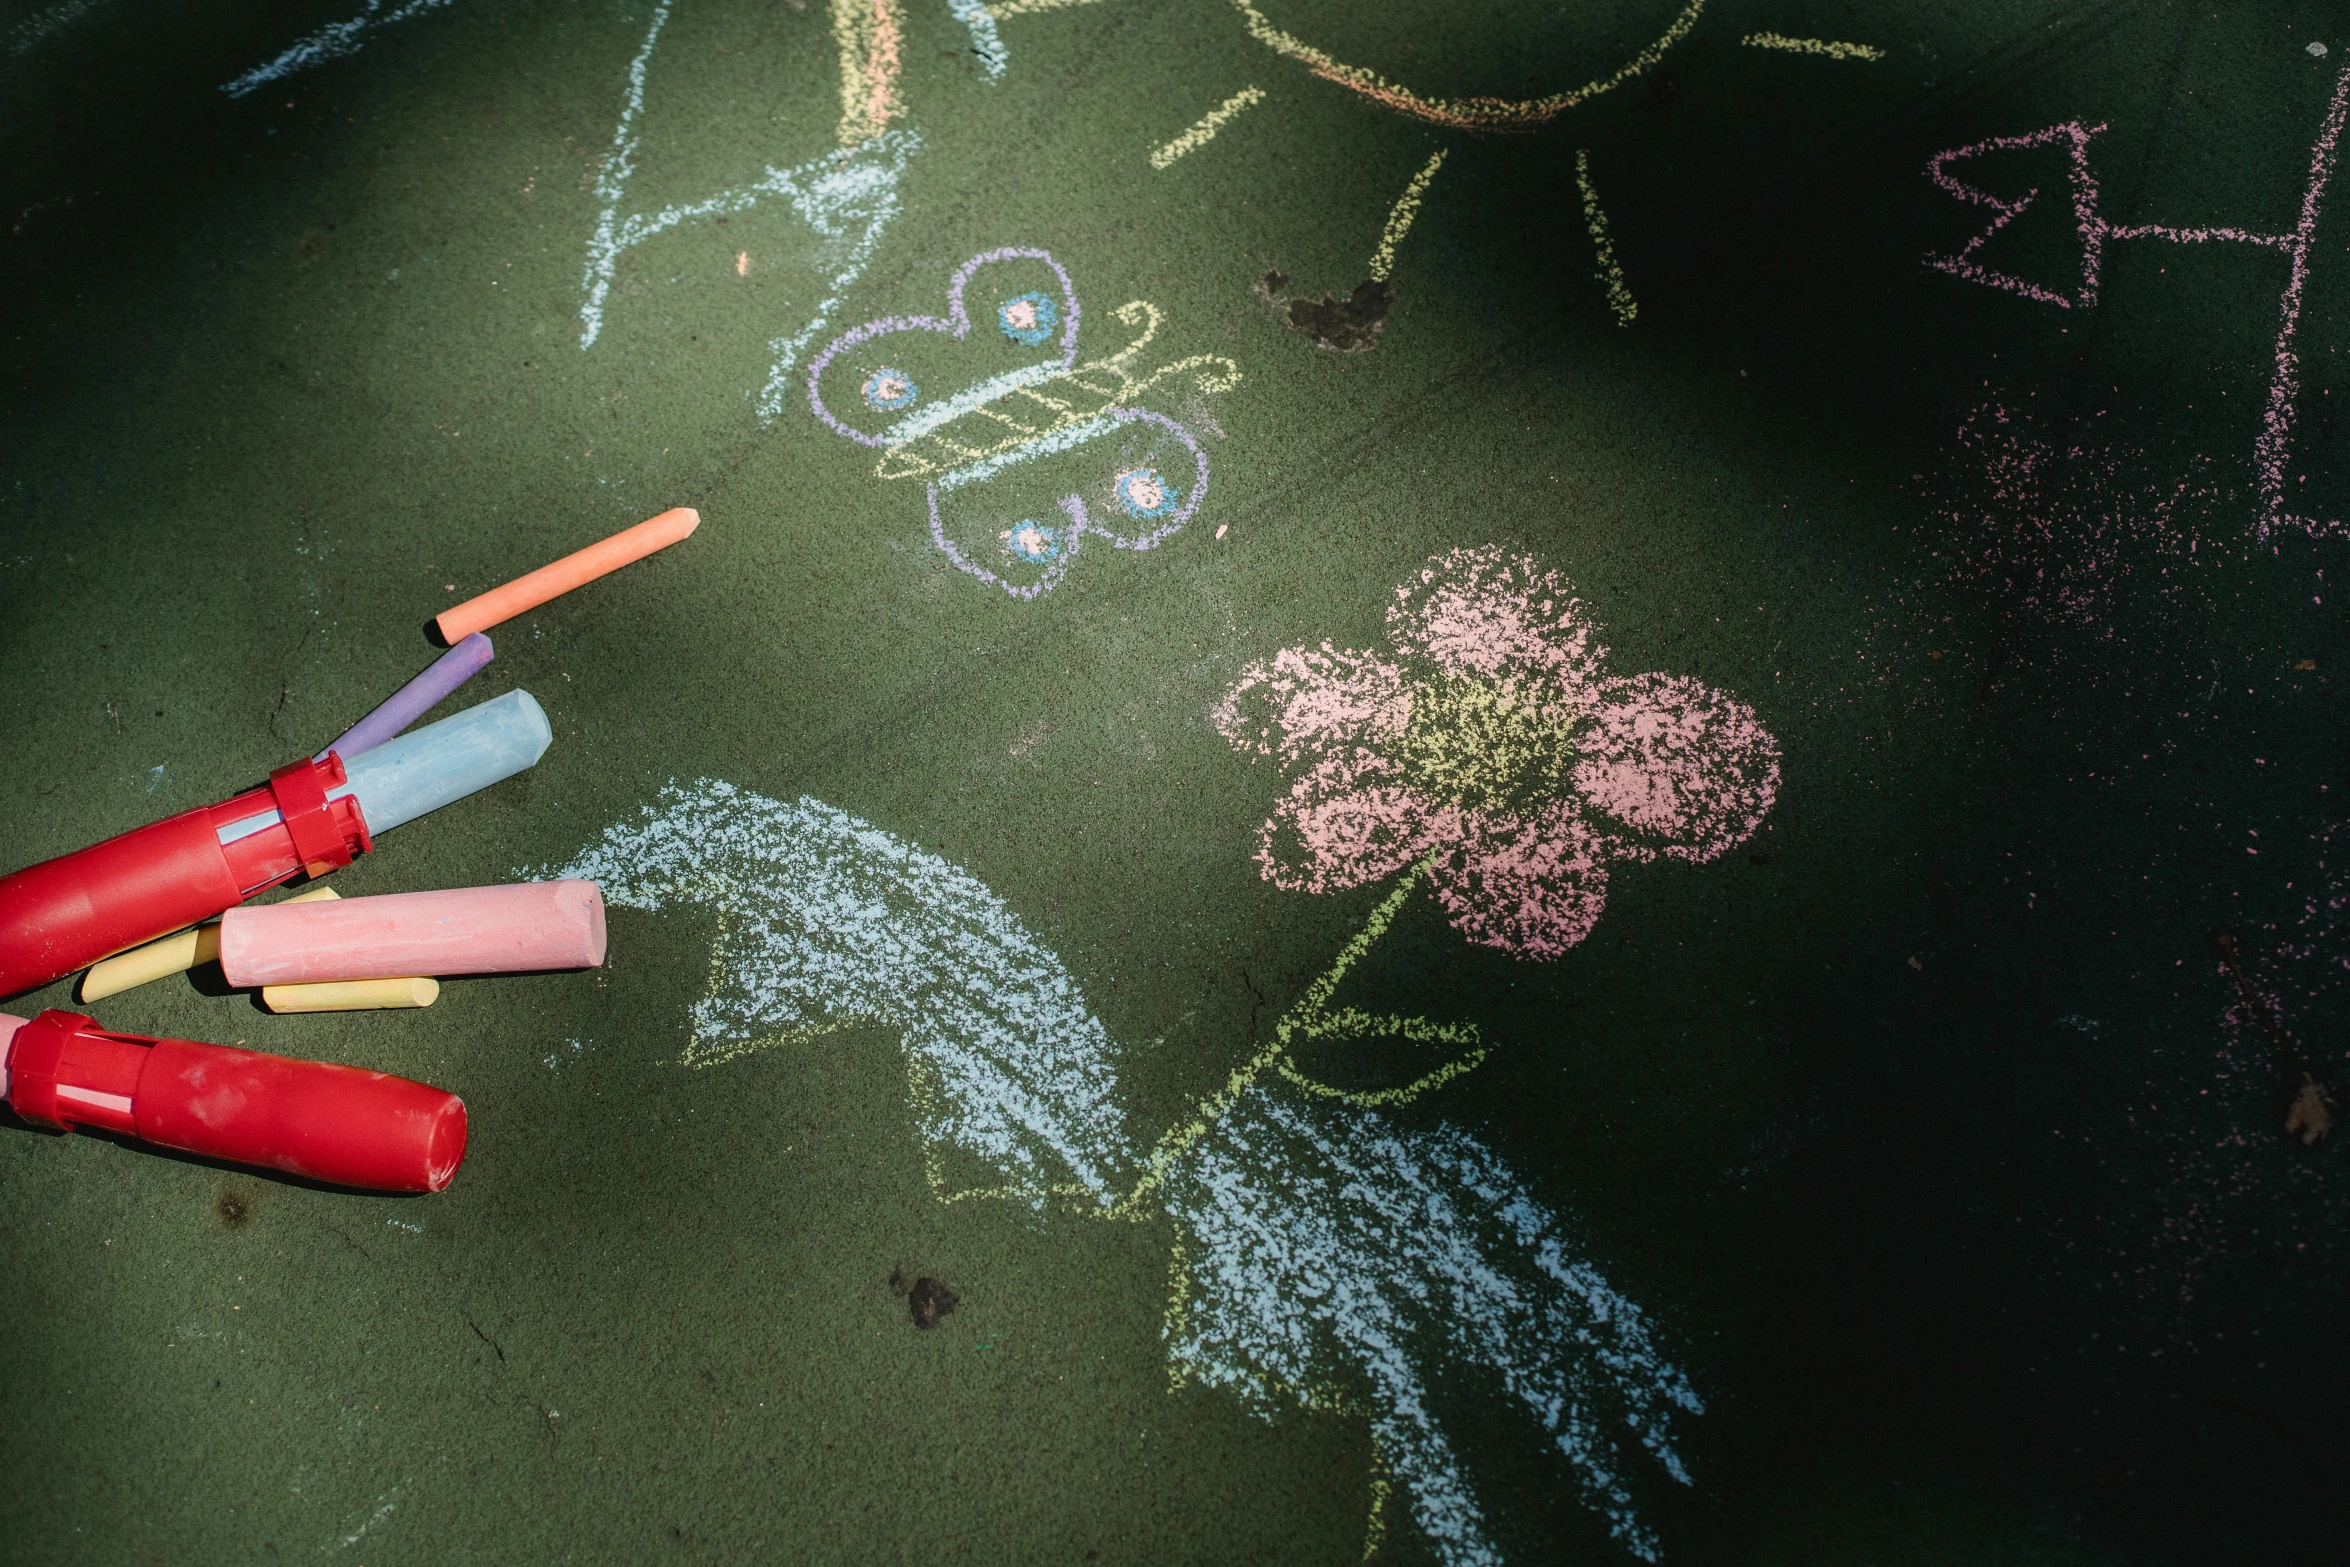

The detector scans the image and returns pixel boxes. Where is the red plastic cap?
[136,1039,468,1192]
[2,1011,468,1193]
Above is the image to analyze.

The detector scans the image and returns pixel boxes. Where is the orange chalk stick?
[436,507,700,643]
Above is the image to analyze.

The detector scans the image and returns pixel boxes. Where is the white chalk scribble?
[577,2,916,422]
[222,0,456,98]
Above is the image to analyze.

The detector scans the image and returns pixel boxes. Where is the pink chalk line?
[1924,63,2350,540]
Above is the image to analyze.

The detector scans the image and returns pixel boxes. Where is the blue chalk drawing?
[576,2,918,425]
[1114,465,1181,519]
[221,0,455,97]
[947,0,1008,78]
[544,781,1702,1563]
[1005,520,1066,563]
[998,290,1061,345]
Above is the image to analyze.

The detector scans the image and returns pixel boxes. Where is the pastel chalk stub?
[0,1011,24,1099]
[319,633,494,763]
[340,689,552,835]
[220,880,607,987]
[214,689,554,848]
[436,507,699,643]
[81,885,341,1004]
[262,977,440,1014]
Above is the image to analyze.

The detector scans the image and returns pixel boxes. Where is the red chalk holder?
[269,752,370,881]
[0,752,372,998]
[2,1010,466,1192]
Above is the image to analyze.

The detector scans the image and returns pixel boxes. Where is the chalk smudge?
[1923,63,2350,538]
[2216,933,2336,1143]
[223,0,456,98]
[1217,547,1781,958]
[1919,402,2220,634]
[8,0,110,56]
[326,1485,401,1552]
[545,780,1700,1562]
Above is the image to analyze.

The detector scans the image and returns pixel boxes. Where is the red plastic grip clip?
[269,752,370,880]
[2,1008,82,1130]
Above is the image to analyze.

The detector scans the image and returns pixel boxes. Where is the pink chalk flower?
[1216,547,1781,959]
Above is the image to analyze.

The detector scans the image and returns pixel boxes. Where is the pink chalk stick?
[218,881,606,986]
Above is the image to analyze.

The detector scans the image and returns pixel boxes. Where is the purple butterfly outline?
[807,247,1218,599]
[806,246,1081,446]
[921,410,1210,599]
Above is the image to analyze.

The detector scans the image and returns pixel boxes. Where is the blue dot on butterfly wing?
[998,292,1059,347]
[1004,520,1064,563]
[863,368,918,411]
[1115,467,1181,519]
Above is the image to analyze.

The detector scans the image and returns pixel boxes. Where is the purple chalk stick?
[318,633,495,762]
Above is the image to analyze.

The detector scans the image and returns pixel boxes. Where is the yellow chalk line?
[1366,148,1447,282]
[983,0,1704,130]
[985,0,1100,17]
[1150,84,1267,170]
[833,0,904,147]
[875,300,1240,483]
[1360,1428,1392,1561]
[1575,149,1638,327]
[1743,30,1883,61]
[1229,0,1704,131]
[1110,857,1489,1219]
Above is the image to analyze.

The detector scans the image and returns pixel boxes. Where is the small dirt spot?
[889,1266,959,1330]
[1259,270,1393,353]
[215,1189,251,1229]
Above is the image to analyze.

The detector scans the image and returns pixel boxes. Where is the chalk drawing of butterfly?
[806,247,1239,599]
[547,781,1700,1565]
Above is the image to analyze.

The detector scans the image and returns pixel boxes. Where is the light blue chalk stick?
[218,689,552,845]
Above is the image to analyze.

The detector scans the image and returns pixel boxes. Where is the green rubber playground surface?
[1,1,2344,1562]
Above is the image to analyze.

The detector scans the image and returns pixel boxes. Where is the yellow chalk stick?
[81,885,341,1002]
[260,976,440,1014]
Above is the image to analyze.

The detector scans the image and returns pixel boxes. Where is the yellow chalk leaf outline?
[873,298,1240,483]
[1114,855,1483,1217]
